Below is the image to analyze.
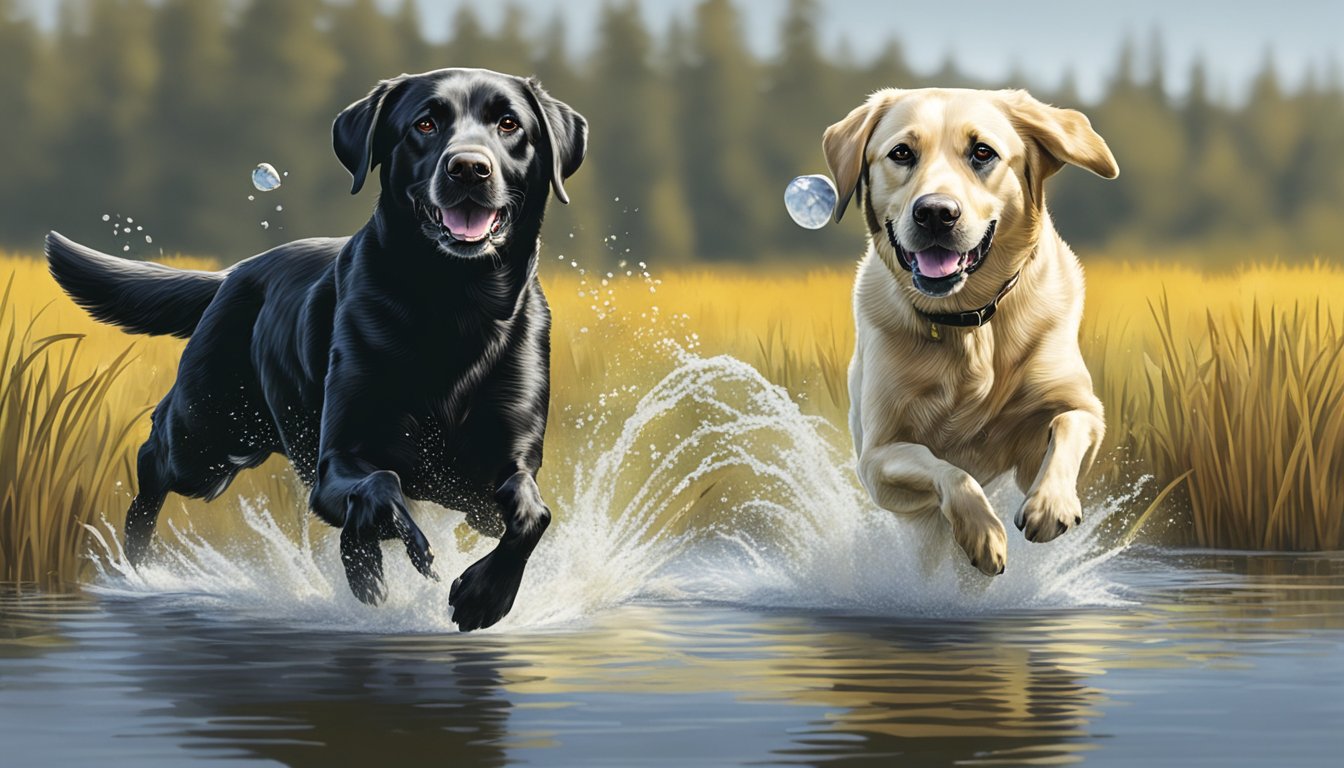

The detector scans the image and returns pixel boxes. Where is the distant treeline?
[1,0,1340,266]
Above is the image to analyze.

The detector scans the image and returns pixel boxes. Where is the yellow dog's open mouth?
[886,220,996,297]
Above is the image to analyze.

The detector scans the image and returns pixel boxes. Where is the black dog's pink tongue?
[440,204,497,242]
[913,247,962,278]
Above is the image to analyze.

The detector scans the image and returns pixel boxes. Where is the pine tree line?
[0,0,1339,266]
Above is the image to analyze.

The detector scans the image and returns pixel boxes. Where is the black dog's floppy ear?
[522,77,588,204]
[333,75,411,195]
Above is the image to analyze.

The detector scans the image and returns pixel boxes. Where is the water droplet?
[126,217,134,223]
[282,171,289,177]
[252,163,282,192]
[275,205,283,212]
[145,235,153,243]
[260,221,270,230]
[123,227,131,234]
[247,195,255,201]
[136,225,142,231]
[122,245,130,252]
[101,214,110,221]
[784,174,837,230]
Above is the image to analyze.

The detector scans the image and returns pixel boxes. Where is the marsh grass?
[0,276,142,585]
[1140,297,1344,549]
[0,253,1341,587]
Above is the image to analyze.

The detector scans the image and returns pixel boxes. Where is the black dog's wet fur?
[45,68,587,631]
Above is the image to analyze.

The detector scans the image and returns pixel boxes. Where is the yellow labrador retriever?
[824,88,1118,575]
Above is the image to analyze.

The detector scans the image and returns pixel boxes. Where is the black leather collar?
[916,271,1020,329]
[881,217,1019,335]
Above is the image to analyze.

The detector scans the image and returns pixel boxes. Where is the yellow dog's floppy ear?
[1001,90,1119,180]
[822,93,890,223]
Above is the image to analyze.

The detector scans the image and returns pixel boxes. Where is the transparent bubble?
[251,163,282,192]
[784,174,837,230]
[260,221,270,230]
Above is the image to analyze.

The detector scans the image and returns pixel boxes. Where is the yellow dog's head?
[824,88,1117,301]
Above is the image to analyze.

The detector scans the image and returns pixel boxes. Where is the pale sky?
[22,0,1343,103]
[405,0,1344,103]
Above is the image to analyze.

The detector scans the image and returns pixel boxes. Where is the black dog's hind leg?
[449,470,551,631]
[124,440,169,566]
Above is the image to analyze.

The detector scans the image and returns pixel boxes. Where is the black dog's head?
[333,68,587,260]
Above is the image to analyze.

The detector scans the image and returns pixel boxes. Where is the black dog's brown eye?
[414,118,435,135]
[498,115,519,134]
[971,143,997,165]
[888,144,914,165]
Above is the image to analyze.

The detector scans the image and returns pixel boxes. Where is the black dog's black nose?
[912,194,961,234]
[446,150,493,183]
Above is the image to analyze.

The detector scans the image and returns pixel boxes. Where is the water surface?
[2,551,1341,767]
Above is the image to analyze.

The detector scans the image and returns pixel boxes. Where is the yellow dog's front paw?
[1015,487,1082,543]
[945,479,1008,576]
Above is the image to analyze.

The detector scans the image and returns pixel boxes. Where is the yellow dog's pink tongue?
[913,247,962,278]
[440,204,497,241]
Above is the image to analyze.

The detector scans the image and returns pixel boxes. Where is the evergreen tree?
[588,0,693,265]
[444,5,495,69]
[144,0,234,254]
[530,10,605,266]
[0,0,42,243]
[228,0,341,252]
[759,0,855,256]
[676,0,768,261]
[391,0,436,74]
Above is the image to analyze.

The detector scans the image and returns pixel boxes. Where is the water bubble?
[122,245,130,252]
[251,163,282,192]
[275,205,283,212]
[247,195,255,201]
[260,221,270,230]
[101,214,110,221]
[123,227,131,234]
[784,174,837,230]
[126,217,134,223]
[145,236,153,244]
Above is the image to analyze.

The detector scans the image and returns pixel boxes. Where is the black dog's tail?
[45,231,226,339]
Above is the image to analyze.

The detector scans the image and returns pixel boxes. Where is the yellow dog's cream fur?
[824,88,1118,575]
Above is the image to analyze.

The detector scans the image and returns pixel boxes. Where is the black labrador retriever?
[45,68,586,631]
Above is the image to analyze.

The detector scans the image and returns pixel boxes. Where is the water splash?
[251,163,282,192]
[87,348,1134,633]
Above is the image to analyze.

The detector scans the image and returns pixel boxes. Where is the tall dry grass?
[0,252,1340,586]
[0,276,142,586]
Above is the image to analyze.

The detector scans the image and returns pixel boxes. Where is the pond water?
[4,355,1342,765]
[2,550,1341,767]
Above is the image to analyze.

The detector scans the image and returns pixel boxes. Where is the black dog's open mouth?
[421,200,506,252]
[886,220,996,297]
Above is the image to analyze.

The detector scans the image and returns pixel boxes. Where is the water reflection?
[2,552,1343,767]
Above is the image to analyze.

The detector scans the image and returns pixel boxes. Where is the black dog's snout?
[445,149,494,184]
[912,193,961,234]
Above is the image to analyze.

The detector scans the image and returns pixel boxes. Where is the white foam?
[87,350,1135,633]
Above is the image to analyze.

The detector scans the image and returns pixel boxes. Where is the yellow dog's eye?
[888,144,914,165]
[414,118,436,134]
[971,143,997,165]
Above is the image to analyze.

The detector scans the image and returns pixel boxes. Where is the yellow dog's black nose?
[912,193,961,234]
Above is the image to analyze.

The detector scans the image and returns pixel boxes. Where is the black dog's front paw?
[339,470,437,604]
[449,548,525,631]
[340,525,387,604]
